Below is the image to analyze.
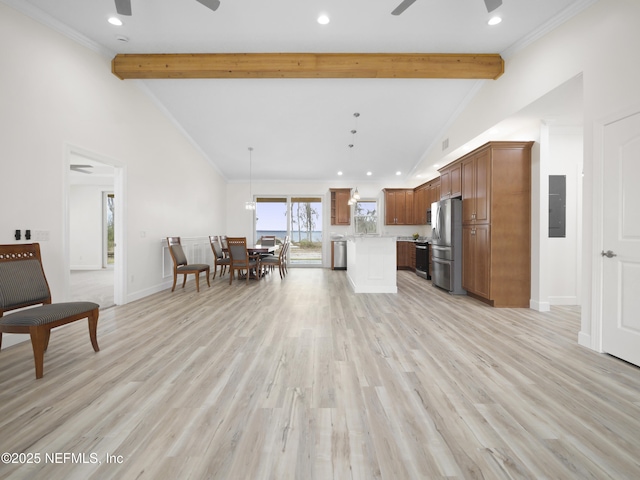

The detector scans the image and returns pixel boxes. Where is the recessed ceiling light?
[317,14,330,25]
[108,17,123,26]
[488,16,502,26]
[366,171,372,176]
[396,171,402,176]
[337,171,343,176]
[433,164,440,168]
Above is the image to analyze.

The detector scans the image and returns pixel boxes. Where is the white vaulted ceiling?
[5,0,591,183]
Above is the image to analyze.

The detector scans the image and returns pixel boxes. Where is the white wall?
[547,127,583,305]
[0,3,227,347]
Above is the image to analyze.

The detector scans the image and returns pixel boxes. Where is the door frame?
[64,144,126,305]
[588,102,640,353]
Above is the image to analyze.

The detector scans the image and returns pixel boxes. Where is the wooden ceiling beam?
[111,53,504,80]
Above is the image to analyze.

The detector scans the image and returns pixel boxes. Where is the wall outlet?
[33,230,50,241]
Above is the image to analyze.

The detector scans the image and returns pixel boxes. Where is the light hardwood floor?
[1,269,639,479]
[70,269,115,309]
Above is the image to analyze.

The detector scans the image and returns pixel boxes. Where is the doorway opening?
[67,147,125,307]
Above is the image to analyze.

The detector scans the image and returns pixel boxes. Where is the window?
[354,200,378,234]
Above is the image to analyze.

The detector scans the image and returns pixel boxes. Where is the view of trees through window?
[354,200,378,234]
[256,197,323,265]
[107,193,114,265]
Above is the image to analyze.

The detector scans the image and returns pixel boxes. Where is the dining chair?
[209,235,230,279]
[220,235,229,252]
[259,241,288,279]
[166,237,210,292]
[257,235,277,269]
[282,241,290,275]
[226,237,259,285]
[259,235,276,247]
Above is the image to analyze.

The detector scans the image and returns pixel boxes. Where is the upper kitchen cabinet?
[330,188,351,225]
[439,162,462,199]
[413,177,441,224]
[429,178,441,207]
[413,183,429,224]
[384,189,415,225]
[461,148,491,225]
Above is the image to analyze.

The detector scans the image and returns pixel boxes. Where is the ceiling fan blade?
[70,165,94,174]
[195,0,221,12]
[391,0,417,16]
[484,0,503,13]
[114,0,132,16]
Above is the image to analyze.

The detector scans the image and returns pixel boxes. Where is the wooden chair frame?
[226,237,259,285]
[0,243,99,379]
[167,237,211,292]
[209,235,230,279]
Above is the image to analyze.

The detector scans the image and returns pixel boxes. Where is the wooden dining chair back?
[209,235,230,279]
[0,243,100,378]
[259,235,276,247]
[226,237,258,285]
[259,241,288,279]
[166,237,211,292]
[282,240,290,275]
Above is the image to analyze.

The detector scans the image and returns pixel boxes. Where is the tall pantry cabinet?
[459,141,533,307]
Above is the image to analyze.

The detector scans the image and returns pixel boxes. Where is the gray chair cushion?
[260,256,280,265]
[0,302,99,327]
[176,264,209,273]
[0,259,50,309]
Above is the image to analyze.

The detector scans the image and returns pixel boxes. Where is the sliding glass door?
[256,196,323,266]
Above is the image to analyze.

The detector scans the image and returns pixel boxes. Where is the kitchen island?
[346,235,397,293]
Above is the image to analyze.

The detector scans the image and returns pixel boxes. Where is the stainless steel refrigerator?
[431,198,466,295]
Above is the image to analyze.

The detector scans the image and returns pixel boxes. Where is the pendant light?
[245,147,256,210]
[349,112,361,205]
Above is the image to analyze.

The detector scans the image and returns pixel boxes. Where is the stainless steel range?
[415,242,429,279]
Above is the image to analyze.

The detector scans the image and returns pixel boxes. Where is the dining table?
[247,244,277,256]
[223,244,277,279]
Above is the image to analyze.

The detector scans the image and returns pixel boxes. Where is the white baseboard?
[550,296,579,306]
[529,299,551,312]
[578,331,594,350]
[126,280,174,304]
[1,333,29,348]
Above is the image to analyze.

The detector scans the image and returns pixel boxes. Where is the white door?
[602,111,640,366]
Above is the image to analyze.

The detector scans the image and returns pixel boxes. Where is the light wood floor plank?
[1,269,639,479]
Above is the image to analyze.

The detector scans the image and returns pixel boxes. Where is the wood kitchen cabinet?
[413,183,428,224]
[459,141,533,307]
[462,224,491,298]
[330,188,351,225]
[429,179,441,208]
[397,241,415,271]
[412,178,441,225]
[439,162,461,199]
[461,148,490,225]
[384,189,415,225]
